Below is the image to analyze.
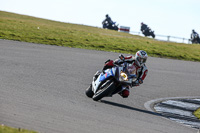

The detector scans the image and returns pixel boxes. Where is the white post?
[167,36,170,41]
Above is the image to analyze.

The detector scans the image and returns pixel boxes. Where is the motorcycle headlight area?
[120,72,128,81]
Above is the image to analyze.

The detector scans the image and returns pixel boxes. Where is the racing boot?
[118,86,130,98]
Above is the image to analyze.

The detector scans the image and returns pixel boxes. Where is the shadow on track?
[101,100,161,117]
[101,100,200,129]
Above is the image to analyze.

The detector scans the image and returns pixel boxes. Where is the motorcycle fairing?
[92,68,116,93]
[99,69,114,82]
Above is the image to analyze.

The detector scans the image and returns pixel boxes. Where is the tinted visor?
[137,57,147,64]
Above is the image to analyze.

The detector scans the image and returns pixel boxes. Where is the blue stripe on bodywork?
[99,69,114,82]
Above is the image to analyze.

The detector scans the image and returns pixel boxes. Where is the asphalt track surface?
[0,40,200,133]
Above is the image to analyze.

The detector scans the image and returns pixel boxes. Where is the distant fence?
[100,25,191,44]
[129,31,191,44]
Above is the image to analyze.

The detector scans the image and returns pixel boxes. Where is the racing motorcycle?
[142,28,155,38]
[191,34,200,44]
[102,21,119,31]
[85,54,137,101]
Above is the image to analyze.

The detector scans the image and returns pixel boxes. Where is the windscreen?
[127,63,136,75]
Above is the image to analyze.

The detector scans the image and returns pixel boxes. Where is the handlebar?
[119,54,125,61]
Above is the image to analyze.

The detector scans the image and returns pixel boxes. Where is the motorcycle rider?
[191,29,200,43]
[94,50,148,98]
[140,22,148,33]
[102,14,113,28]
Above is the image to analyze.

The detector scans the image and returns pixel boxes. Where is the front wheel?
[85,84,94,98]
[103,24,107,29]
[92,80,115,101]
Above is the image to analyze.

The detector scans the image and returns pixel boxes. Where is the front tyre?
[85,84,94,98]
[103,24,107,29]
[92,80,115,101]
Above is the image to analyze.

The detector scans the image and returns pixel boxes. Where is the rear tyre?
[92,80,115,101]
[152,33,155,38]
[85,84,94,98]
[114,26,119,31]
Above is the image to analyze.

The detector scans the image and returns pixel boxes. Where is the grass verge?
[0,11,200,62]
[194,108,200,119]
[0,124,37,133]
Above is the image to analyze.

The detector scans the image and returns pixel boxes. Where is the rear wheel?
[152,34,155,38]
[114,26,119,31]
[92,80,115,101]
[85,84,94,98]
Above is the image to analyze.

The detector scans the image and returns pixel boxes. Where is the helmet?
[135,50,148,67]
[106,14,109,18]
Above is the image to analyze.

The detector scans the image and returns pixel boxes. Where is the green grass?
[0,11,200,61]
[194,108,200,119]
[0,124,37,133]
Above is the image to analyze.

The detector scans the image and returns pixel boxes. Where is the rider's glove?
[114,59,123,65]
[138,78,143,84]
[105,59,111,64]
